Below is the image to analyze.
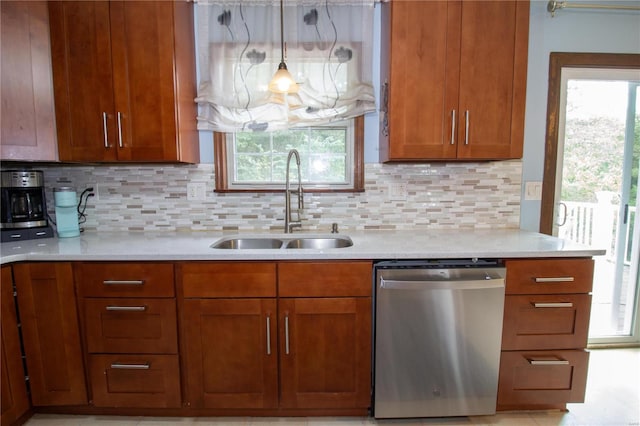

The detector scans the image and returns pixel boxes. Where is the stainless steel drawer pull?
[450,110,456,145]
[532,302,574,308]
[527,358,570,366]
[534,277,575,283]
[464,110,470,145]
[117,111,124,148]
[266,315,271,356]
[284,315,290,355]
[110,363,150,370]
[103,280,145,286]
[105,306,147,312]
[102,112,109,148]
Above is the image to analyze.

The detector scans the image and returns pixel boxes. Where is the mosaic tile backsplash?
[33,161,522,233]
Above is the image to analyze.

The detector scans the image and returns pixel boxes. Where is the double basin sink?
[211,235,353,250]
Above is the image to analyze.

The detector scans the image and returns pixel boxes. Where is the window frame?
[213,115,365,193]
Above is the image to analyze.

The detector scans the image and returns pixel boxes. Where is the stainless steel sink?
[210,237,284,249]
[211,235,353,250]
[285,236,353,249]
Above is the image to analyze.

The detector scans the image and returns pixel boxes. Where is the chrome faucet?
[284,149,304,233]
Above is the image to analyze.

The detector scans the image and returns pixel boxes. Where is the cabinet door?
[183,298,278,409]
[109,1,180,162]
[385,0,460,160]
[13,263,88,406]
[456,0,528,159]
[279,297,371,410]
[1,1,57,161]
[1,266,30,425]
[49,1,117,161]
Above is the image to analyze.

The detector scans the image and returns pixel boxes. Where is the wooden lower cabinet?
[183,298,278,409]
[1,266,30,425]
[12,263,88,407]
[279,297,371,409]
[498,350,589,407]
[88,354,181,408]
[75,262,180,409]
[180,261,372,414]
[498,258,594,410]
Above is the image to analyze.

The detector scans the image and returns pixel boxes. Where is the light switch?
[524,181,542,201]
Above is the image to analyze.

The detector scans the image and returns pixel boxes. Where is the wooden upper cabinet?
[0,1,57,161]
[380,0,529,161]
[49,1,199,163]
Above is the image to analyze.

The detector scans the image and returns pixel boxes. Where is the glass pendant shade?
[269,62,299,94]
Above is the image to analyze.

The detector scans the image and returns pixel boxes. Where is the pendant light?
[269,0,298,94]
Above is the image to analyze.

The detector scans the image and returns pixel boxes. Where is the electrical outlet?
[187,182,207,201]
[388,183,408,201]
[90,183,99,201]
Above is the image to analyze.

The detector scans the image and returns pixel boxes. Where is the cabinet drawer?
[278,262,372,297]
[505,259,594,294]
[497,349,589,408]
[89,354,181,408]
[84,298,177,354]
[502,294,591,350]
[75,263,175,297]
[179,262,276,298]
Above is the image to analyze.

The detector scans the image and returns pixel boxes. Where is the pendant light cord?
[279,0,285,64]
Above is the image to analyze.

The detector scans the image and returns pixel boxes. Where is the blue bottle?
[54,187,80,238]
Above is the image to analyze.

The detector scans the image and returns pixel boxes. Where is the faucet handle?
[331,223,339,234]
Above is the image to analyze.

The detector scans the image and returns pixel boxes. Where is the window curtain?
[195,0,376,132]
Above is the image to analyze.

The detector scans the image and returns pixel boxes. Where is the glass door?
[554,68,640,344]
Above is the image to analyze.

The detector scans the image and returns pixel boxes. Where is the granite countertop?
[0,229,606,265]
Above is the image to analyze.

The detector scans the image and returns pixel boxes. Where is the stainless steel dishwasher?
[373,259,506,419]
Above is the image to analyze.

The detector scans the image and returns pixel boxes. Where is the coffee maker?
[1,170,54,242]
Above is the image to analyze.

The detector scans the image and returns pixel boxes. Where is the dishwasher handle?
[380,277,504,291]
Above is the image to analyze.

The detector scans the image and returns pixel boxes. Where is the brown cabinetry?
[179,261,372,414]
[49,1,198,163]
[1,266,30,426]
[380,0,528,161]
[12,263,87,407]
[278,262,372,410]
[1,1,57,161]
[498,258,594,410]
[75,262,181,408]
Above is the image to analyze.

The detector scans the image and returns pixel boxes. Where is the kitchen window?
[196,1,374,192]
[213,116,364,192]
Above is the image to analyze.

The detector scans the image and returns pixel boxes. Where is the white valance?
[195,0,376,132]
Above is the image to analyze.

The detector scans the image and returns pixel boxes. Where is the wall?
[39,161,521,233]
[520,0,640,231]
[12,2,638,234]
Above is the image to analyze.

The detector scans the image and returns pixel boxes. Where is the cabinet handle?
[103,280,145,286]
[532,302,574,308]
[102,112,109,148]
[527,357,570,366]
[110,362,150,370]
[450,110,456,145]
[105,305,147,312]
[117,112,124,148]
[534,277,575,283]
[284,314,290,355]
[464,110,470,145]
[266,315,271,356]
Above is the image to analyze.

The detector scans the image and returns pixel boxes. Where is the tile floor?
[25,348,639,426]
